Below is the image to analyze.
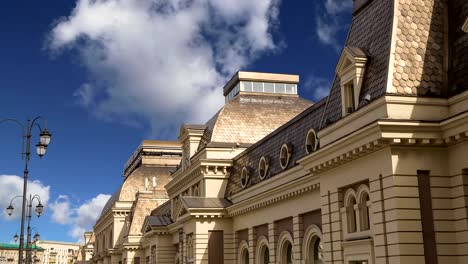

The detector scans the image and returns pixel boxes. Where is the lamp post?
[1,117,51,264]
[7,195,44,264]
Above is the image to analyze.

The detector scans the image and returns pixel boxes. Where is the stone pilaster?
[248,228,255,264]
[268,222,277,264]
[292,215,303,263]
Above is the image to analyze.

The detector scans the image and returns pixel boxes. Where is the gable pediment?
[336,46,368,79]
[336,46,368,116]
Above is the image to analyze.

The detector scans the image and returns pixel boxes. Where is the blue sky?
[0,0,351,242]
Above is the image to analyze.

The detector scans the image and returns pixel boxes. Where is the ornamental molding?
[167,159,232,197]
[228,176,320,216]
[303,125,468,175]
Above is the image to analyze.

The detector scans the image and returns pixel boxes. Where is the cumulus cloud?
[47,0,281,135]
[50,194,111,241]
[49,195,73,224]
[0,175,50,220]
[325,0,353,15]
[315,0,352,51]
[303,74,331,101]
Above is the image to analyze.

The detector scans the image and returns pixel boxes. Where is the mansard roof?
[226,0,468,197]
[197,93,312,151]
[225,0,394,196]
[99,166,173,217]
[150,199,171,217]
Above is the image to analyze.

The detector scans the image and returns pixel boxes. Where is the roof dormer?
[336,46,368,116]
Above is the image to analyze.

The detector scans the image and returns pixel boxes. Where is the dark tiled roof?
[100,188,120,217]
[449,0,468,96]
[99,166,173,218]
[226,0,395,196]
[197,94,312,151]
[226,99,327,196]
[181,197,232,209]
[151,200,171,216]
[147,215,173,227]
[321,0,394,127]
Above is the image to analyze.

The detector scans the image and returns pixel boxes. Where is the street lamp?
[0,117,51,264]
[6,195,44,264]
[33,233,40,242]
[14,233,19,243]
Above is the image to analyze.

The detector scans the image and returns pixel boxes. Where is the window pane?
[253,82,263,92]
[275,83,285,93]
[242,81,252,92]
[264,82,274,93]
[285,84,295,94]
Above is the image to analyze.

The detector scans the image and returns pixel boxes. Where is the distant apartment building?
[36,240,82,264]
[0,243,44,263]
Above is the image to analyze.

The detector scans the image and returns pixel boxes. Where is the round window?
[305,129,319,154]
[240,167,250,188]
[258,156,270,180]
[279,144,292,169]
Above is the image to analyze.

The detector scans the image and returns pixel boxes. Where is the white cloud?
[316,17,340,50]
[303,75,331,101]
[0,175,50,220]
[325,0,353,15]
[50,194,111,241]
[49,195,73,225]
[48,0,281,135]
[315,0,352,51]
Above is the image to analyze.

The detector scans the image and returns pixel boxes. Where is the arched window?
[256,236,269,264]
[357,184,371,231]
[348,196,357,233]
[186,234,194,262]
[305,129,319,154]
[193,185,199,196]
[344,188,358,234]
[238,240,249,264]
[277,231,294,264]
[258,156,270,180]
[303,225,323,264]
[241,167,250,188]
[280,144,292,169]
[243,249,249,264]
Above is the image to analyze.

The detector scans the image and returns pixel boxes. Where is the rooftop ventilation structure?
[223,71,300,102]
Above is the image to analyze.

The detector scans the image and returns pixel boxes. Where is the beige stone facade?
[36,240,82,264]
[90,140,182,264]
[88,0,468,264]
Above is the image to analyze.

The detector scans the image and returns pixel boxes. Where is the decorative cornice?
[228,179,319,217]
[167,159,232,197]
